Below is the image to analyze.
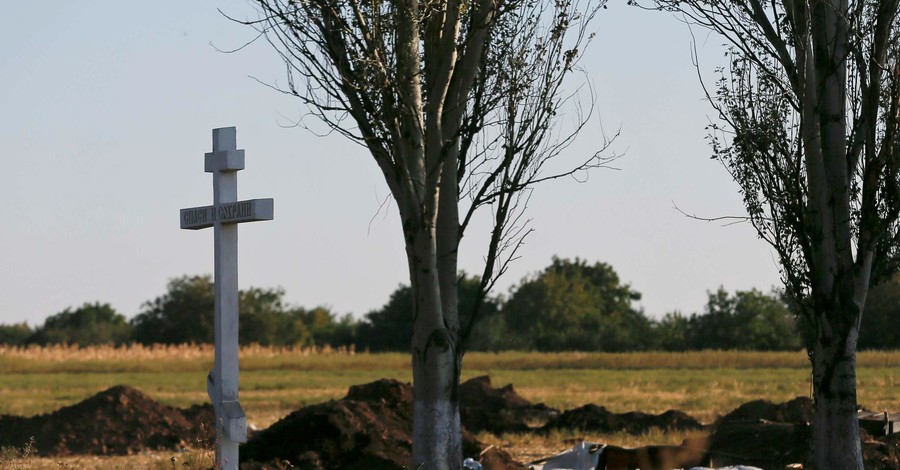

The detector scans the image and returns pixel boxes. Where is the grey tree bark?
[647,0,900,466]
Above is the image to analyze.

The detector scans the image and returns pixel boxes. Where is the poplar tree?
[646,0,900,466]
[241,1,607,467]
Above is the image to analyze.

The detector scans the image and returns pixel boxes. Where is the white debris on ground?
[527,441,603,470]
[463,457,483,470]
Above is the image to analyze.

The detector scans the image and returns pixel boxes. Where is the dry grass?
[0,343,358,374]
[0,450,214,470]
[4,345,900,371]
[0,437,36,470]
[0,343,357,360]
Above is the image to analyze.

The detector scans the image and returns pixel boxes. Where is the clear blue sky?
[0,1,780,326]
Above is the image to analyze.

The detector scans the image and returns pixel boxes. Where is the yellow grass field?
[2,346,899,468]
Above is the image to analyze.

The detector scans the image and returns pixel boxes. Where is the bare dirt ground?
[2,378,898,469]
[0,385,214,456]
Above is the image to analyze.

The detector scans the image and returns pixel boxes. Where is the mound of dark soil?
[0,385,213,456]
[708,397,900,469]
[344,378,414,405]
[241,379,484,469]
[180,402,218,444]
[707,419,811,468]
[460,375,559,434]
[716,396,813,425]
[540,404,703,435]
[706,397,813,468]
[708,422,900,470]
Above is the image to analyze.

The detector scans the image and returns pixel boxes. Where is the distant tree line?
[3,258,900,351]
[0,276,356,349]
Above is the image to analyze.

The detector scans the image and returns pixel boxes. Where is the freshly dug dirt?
[180,402,217,441]
[715,396,814,425]
[460,375,559,434]
[0,385,214,456]
[241,378,484,469]
[707,396,900,469]
[705,396,813,468]
[540,404,703,435]
[709,418,900,469]
[707,419,811,468]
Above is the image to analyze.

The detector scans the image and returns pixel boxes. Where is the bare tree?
[644,0,900,467]
[234,1,609,467]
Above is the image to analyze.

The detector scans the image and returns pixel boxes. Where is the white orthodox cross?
[180,127,273,469]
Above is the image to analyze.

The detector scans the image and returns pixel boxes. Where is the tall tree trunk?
[409,227,460,470]
[434,141,464,467]
[807,0,862,465]
[812,319,863,469]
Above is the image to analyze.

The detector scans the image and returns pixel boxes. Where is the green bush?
[29,302,131,346]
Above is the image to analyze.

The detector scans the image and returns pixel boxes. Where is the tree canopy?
[0,266,856,352]
[0,322,32,346]
[357,274,501,352]
[859,274,900,350]
[503,257,651,351]
[129,275,344,347]
[130,275,216,345]
[28,302,131,347]
[658,288,800,351]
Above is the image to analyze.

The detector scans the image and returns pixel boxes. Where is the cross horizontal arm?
[181,198,274,230]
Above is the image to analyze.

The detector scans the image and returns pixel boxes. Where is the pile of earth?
[700,396,812,468]
[0,385,215,456]
[540,404,703,435]
[241,378,423,468]
[703,396,900,470]
[0,377,533,468]
[459,375,559,434]
[716,396,814,425]
[242,378,532,469]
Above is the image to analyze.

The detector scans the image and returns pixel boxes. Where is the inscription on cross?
[180,127,273,470]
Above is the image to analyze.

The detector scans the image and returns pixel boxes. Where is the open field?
[2,346,900,467]
[3,346,900,425]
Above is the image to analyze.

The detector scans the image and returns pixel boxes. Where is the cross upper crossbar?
[205,126,245,172]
